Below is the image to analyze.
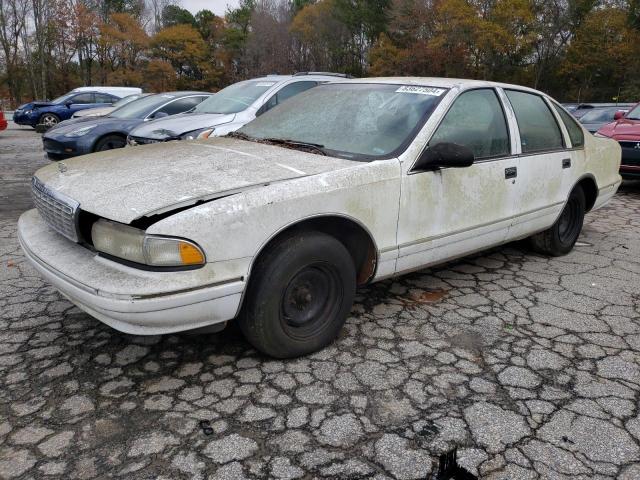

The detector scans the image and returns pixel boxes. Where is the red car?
[0,111,7,131]
[596,102,640,179]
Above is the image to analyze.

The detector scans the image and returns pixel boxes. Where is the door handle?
[505,167,517,179]
[562,158,571,169]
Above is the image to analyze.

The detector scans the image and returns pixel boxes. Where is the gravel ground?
[1,120,640,479]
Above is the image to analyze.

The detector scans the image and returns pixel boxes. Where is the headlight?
[91,219,205,267]
[24,109,32,115]
[593,132,608,138]
[64,124,98,137]
[181,127,215,140]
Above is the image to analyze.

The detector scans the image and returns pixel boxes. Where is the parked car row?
[595,103,640,179]
[13,86,142,128]
[19,76,622,357]
[43,92,211,159]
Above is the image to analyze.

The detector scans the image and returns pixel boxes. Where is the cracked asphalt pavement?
[1,121,640,479]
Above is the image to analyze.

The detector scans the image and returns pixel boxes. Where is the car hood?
[597,118,640,140]
[129,113,236,140]
[75,106,114,117]
[44,117,141,138]
[17,101,54,110]
[34,137,358,224]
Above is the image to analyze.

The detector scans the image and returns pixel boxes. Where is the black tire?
[529,186,586,256]
[39,113,59,128]
[94,135,126,152]
[238,231,356,358]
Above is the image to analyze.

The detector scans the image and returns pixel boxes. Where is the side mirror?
[614,110,625,120]
[152,111,169,119]
[64,100,73,108]
[414,142,475,171]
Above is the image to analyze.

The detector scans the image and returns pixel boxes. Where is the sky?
[181,0,240,16]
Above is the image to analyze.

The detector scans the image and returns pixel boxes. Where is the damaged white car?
[18,78,621,358]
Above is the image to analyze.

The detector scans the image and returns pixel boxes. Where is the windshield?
[194,80,276,114]
[627,104,640,120]
[238,83,447,160]
[51,93,75,104]
[579,108,619,123]
[112,94,145,108]
[108,94,176,119]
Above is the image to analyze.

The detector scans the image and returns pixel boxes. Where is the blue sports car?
[42,91,211,160]
[13,90,124,128]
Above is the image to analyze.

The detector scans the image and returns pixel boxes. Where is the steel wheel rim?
[280,263,343,341]
[42,115,58,127]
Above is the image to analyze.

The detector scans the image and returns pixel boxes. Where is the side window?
[505,90,564,153]
[95,93,115,103]
[71,93,94,104]
[260,81,317,115]
[156,97,205,116]
[276,81,317,104]
[552,103,585,148]
[429,89,510,159]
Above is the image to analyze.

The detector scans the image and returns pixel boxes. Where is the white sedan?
[18,78,621,358]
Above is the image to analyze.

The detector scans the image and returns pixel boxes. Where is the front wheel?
[238,231,356,358]
[39,113,59,128]
[529,186,586,256]
[94,135,126,152]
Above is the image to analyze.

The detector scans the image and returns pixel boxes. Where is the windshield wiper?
[226,131,255,141]
[261,137,326,156]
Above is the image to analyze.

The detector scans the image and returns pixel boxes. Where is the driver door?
[396,88,520,273]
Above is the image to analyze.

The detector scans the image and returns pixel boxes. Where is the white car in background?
[126,72,350,145]
[18,78,621,358]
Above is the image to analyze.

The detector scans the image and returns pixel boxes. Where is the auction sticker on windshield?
[396,86,446,96]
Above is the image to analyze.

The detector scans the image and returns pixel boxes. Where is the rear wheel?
[94,135,126,152]
[238,231,356,358]
[39,113,59,128]
[529,186,586,256]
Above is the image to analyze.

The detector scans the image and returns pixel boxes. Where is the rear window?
[506,90,564,153]
[553,103,585,148]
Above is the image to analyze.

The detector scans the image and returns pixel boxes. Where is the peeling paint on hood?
[34,137,358,224]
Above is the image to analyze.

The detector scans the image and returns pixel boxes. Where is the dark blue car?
[42,91,211,160]
[13,90,123,128]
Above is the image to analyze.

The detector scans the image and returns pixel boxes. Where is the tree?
[161,4,195,27]
[151,23,207,85]
[0,0,30,102]
[99,12,149,85]
[563,8,640,101]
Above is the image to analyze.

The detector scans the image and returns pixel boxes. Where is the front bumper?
[620,143,640,178]
[13,111,37,126]
[42,135,92,159]
[18,209,245,335]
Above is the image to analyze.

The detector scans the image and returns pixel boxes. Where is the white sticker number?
[395,86,446,96]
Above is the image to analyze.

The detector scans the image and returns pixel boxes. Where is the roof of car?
[153,91,211,96]
[251,73,352,82]
[334,77,545,93]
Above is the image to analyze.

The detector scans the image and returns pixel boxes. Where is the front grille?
[31,177,80,242]
[619,141,640,149]
[43,138,63,153]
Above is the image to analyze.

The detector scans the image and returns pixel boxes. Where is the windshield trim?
[237,82,450,162]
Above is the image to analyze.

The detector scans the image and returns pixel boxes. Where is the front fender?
[147,159,402,281]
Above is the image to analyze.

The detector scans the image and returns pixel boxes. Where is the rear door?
[396,88,520,273]
[503,89,580,240]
